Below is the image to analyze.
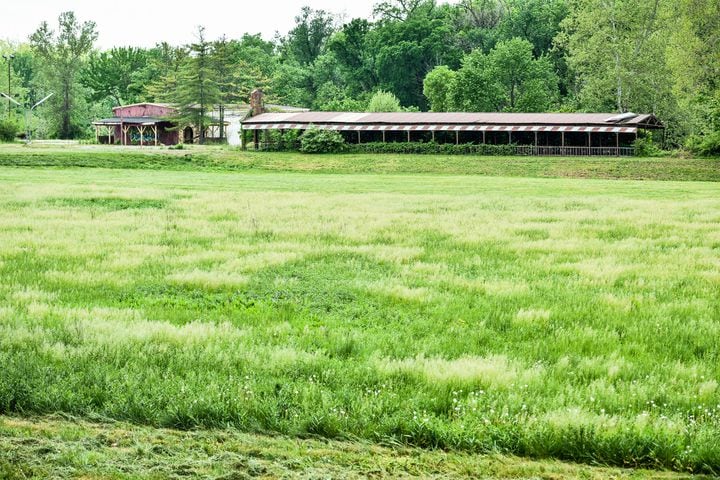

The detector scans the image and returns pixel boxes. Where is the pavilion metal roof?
[241,112,663,133]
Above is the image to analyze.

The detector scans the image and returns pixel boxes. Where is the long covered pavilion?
[241,111,664,156]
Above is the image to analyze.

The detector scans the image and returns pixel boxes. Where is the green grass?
[0,143,718,181]
[0,150,719,475]
[1,415,705,479]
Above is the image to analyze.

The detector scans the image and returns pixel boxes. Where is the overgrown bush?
[264,129,302,152]
[367,90,402,112]
[685,132,720,157]
[299,128,346,154]
[633,137,665,157]
[348,141,517,156]
[0,118,18,142]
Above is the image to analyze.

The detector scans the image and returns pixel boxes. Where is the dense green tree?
[499,0,568,57]
[558,0,672,114]
[30,11,97,138]
[666,0,720,149]
[174,27,220,145]
[233,34,277,78]
[450,49,502,111]
[314,83,368,111]
[271,63,315,108]
[490,38,558,111]
[81,47,148,106]
[210,37,266,140]
[0,42,32,118]
[282,7,336,66]
[326,19,378,95]
[423,65,456,111]
[373,0,433,22]
[447,38,558,112]
[367,90,403,112]
[451,0,506,52]
[135,43,187,103]
[370,5,460,109]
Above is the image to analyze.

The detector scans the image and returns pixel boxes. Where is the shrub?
[633,136,665,157]
[367,91,402,112]
[299,128,346,154]
[685,132,720,157]
[347,141,517,156]
[0,118,18,142]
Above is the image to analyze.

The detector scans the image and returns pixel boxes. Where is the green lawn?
[0,143,718,181]
[0,152,719,476]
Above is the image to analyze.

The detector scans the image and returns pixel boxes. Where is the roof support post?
[508,131,512,145]
[154,125,158,146]
[382,130,386,143]
[139,126,145,147]
[455,130,459,145]
[616,132,619,156]
[482,131,486,145]
[587,131,591,149]
[431,130,435,143]
[561,131,565,148]
[357,130,361,144]
[407,130,411,143]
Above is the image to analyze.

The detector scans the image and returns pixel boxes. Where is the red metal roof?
[242,112,662,130]
[243,124,638,133]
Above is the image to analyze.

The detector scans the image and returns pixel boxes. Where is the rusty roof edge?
[242,112,662,127]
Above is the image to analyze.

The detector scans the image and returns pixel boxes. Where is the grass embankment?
[0,143,718,181]
[1,415,704,479]
[1,167,719,475]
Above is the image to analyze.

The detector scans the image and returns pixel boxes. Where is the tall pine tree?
[174,27,219,144]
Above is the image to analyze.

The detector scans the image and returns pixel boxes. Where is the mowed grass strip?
[0,167,719,473]
[0,144,719,181]
[1,415,707,480]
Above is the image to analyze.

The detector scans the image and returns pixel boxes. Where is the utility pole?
[2,54,14,117]
[0,92,53,143]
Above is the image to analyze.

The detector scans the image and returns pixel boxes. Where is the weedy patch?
[42,196,167,211]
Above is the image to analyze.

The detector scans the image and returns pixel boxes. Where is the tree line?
[0,0,718,154]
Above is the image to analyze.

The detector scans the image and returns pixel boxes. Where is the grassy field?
[0,143,719,181]
[0,149,719,476]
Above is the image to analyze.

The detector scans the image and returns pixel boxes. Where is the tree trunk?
[219,104,225,141]
[62,81,71,139]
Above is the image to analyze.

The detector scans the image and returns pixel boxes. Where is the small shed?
[93,103,179,146]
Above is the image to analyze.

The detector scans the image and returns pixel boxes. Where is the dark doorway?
[183,127,194,144]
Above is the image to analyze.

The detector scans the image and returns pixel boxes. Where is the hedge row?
[346,142,519,155]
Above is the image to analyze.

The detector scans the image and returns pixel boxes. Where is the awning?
[241,124,638,133]
[93,117,171,126]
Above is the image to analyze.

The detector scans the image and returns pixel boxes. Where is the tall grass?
[0,167,719,473]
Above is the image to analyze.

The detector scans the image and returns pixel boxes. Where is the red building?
[93,103,180,146]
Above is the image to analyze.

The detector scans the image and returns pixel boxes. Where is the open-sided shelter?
[93,103,179,146]
[241,111,663,156]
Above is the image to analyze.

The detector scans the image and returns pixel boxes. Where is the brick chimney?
[250,89,265,116]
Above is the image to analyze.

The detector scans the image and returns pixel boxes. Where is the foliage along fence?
[258,138,636,157]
